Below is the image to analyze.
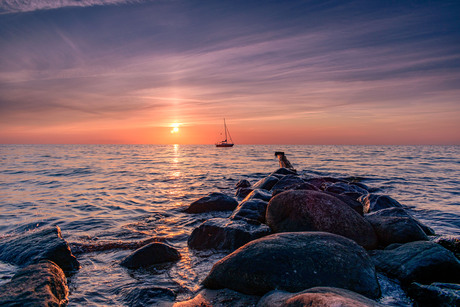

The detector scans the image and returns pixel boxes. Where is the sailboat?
[216,118,234,147]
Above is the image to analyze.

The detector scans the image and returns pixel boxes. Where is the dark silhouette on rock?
[120,242,181,269]
[0,260,68,306]
[202,232,381,299]
[188,218,270,251]
[0,226,79,273]
[266,190,378,249]
[184,192,238,213]
[173,288,260,307]
[259,287,384,307]
[274,152,296,171]
[370,241,460,286]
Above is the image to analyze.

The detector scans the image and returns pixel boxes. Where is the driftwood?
[274,152,296,172]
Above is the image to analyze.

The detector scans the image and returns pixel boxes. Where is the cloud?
[0,0,145,13]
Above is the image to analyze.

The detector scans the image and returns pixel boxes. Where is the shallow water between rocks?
[1,145,459,305]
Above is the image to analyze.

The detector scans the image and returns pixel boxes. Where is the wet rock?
[0,260,68,306]
[434,236,460,259]
[120,242,181,269]
[185,192,238,213]
[258,287,384,307]
[188,218,271,251]
[368,194,404,212]
[370,241,460,286]
[123,286,176,306]
[242,189,272,202]
[271,167,297,176]
[366,207,434,236]
[230,199,268,223]
[266,190,378,249]
[325,181,369,196]
[235,179,251,189]
[271,182,319,197]
[407,282,460,307]
[326,192,364,215]
[0,226,79,272]
[173,288,259,307]
[235,187,254,200]
[304,177,345,190]
[202,232,381,299]
[253,175,279,191]
[365,214,428,247]
[270,175,305,191]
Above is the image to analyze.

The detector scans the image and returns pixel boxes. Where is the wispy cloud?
[0,0,144,13]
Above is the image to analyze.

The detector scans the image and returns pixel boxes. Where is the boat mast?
[224,118,228,142]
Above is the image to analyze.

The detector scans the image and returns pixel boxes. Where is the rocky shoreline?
[1,153,459,306]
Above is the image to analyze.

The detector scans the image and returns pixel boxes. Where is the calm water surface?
[0,145,459,306]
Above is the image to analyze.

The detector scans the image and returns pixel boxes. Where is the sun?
[170,123,180,134]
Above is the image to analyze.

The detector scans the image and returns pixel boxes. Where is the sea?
[0,145,459,306]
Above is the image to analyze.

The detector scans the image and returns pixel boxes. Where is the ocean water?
[0,144,459,306]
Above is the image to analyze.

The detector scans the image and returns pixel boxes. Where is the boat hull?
[216,143,234,147]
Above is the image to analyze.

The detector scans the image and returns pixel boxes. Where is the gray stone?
[266,190,378,249]
[230,199,268,223]
[304,177,345,190]
[188,218,271,251]
[185,192,238,213]
[202,232,381,299]
[0,226,79,272]
[235,187,254,200]
[258,287,384,307]
[120,242,181,269]
[173,288,259,307]
[370,241,460,286]
[325,182,369,196]
[435,236,460,259]
[235,179,251,188]
[242,189,272,202]
[252,176,279,190]
[270,175,305,191]
[407,282,460,307]
[368,194,404,212]
[326,192,364,215]
[0,260,68,307]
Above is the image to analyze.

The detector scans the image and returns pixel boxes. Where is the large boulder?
[0,260,68,306]
[120,242,181,269]
[258,287,384,307]
[252,175,279,190]
[407,282,460,307]
[184,192,238,213]
[365,210,429,247]
[266,190,378,249]
[230,199,268,223]
[202,232,381,299]
[370,241,460,286]
[270,175,305,191]
[368,194,404,212]
[173,288,260,307]
[188,218,271,251]
[0,226,79,272]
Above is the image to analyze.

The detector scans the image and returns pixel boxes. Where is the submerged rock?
[122,286,176,306]
[258,287,384,307]
[185,192,238,213]
[230,199,268,223]
[370,241,460,286]
[188,218,271,251]
[407,282,460,307]
[120,242,181,269]
[173,288,259,307]
[202,232,381,299]
[0,226,79,272]
[266,190,378,249]
[0,260,68,306]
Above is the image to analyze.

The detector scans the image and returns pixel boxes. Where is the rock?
[326,192,364,215]
[185,192,238,213]
[407,282,460,307]
[304,177,345,190]
[235,179,251,188]
[252,176,279,191]
[173,288,259,307]
[120,242,181,269]
[271,167,297,176]
[188,218,271,251]
[266,190,378,249]
[325,182,369,196]
[242,189,272,202]
[236,187,254,200]
[366,207,434,236]
[368,194,404,212]
[434,236,460,259]
[122,287,176,306]
[202,232,381,299]
[370,241,460,286]
[258,287,384,307]
[270,175,305,191]
[271,182,319,197]
[365,215,428,247]
[0,260,68,306]
[0,226,79,272]
[230,199,268,223]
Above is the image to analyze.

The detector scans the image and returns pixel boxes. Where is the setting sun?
[171,123,180,134]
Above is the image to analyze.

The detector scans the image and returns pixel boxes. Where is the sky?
[0,0,459,144]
